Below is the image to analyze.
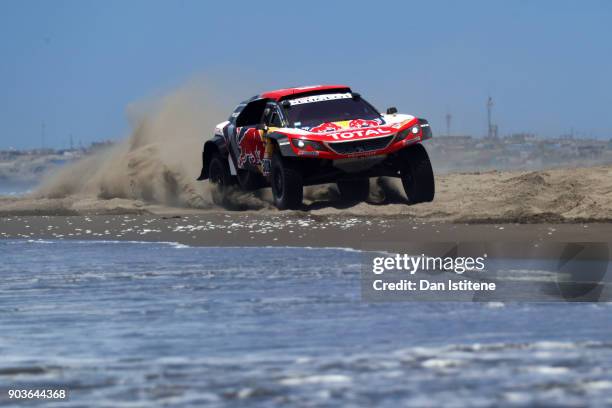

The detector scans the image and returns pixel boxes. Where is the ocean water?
[1,240,612,407]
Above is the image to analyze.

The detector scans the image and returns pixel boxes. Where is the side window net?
[235,99,267,127]
[269,111,282,127]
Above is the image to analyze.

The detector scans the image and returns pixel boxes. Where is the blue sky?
[1,0,611,149]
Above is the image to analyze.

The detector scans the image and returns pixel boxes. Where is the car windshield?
[284,94,381,129]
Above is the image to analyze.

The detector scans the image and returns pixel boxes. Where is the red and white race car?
[197,85,435,209]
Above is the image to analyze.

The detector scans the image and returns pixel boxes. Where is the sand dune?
[2,165,611,223]
[331,166,612,223]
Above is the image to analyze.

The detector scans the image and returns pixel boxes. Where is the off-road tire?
[271,152,303,210]
[399,144,435,204]
[337,178,370,202]
[208,153,234,206]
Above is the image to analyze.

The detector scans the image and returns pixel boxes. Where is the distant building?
[506,133,536,143]
[577,145,605,158]
[89,140,115,152]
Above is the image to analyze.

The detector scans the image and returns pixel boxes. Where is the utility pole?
[486,96,494,139]
[445,111,452,137]
[70,134,74,150]
[41,121,46,150]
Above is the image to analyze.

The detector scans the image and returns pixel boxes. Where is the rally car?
[197,85,435,210]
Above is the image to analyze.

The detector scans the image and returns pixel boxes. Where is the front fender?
[266,131,296,157]
[197,135,228,180]
[418,118,432,140]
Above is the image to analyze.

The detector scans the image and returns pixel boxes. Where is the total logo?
[326,127,394,140]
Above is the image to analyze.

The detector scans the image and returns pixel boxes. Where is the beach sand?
[1,212,610,256]
[1,160,612,253]
[1,164,611,222]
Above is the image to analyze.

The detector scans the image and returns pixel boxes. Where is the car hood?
[277,113,417,142]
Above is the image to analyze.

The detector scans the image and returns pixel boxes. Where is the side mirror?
[256,123,268,132]
[386,107,398,115]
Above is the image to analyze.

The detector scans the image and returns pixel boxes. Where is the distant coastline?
[0,141,114,186]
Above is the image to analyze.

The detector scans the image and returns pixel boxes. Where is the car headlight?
[291,138,326,151]
[397,125,420,141]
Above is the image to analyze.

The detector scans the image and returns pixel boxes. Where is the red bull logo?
[348,119,380,128]
[310,119,383,134]
[310,122,343,133]
[237,127,265,168]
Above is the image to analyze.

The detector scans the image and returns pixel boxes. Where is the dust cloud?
[34,80,272,211]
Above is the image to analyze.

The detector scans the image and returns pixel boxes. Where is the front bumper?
[286,119,431,160]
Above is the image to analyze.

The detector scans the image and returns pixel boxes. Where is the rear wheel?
[237,169,266,191]
[271,152,303,210]
[399,144,435,204]
[337,178,370,202]
[208,153,234,206]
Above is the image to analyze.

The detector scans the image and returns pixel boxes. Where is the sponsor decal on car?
[297,150,320,157]
[288,92,353,106]
[348,118,381,128]
[237,127,265,168]
[326,126,395,141]
[309,118,384,133]
[310,122,343,133]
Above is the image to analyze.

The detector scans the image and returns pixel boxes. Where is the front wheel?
[271,152,303,210]
[399,144,435,204]
[208,153,235,206]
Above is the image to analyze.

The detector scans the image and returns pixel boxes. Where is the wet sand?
[1,213,610,254]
